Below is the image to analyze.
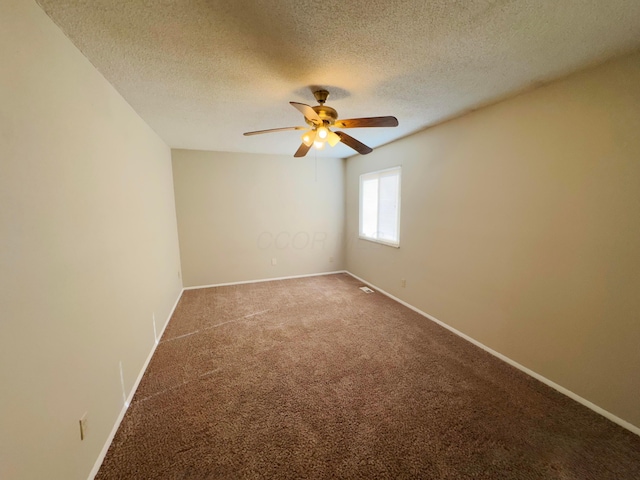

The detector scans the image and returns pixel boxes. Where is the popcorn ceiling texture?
[36,0,640,157]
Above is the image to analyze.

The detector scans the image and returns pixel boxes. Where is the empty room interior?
[2,1,640,479]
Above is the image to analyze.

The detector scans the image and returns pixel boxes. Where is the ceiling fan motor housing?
[309,105,338,126]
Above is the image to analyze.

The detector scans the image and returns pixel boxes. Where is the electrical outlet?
[271,257,277,266]
[79,413,88,440]
[401,278,406,288]
[329,256,334,263]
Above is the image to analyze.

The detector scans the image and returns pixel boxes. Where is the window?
[359,166,401,247]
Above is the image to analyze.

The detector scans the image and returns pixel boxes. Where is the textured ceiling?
[37,0,640,158]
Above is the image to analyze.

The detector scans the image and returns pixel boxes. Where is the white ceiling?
[37,0,640,159]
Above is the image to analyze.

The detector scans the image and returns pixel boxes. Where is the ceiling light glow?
[317,126,328,139]
[301,130,316,147]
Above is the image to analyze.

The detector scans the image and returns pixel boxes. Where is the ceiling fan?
[243,89,399,157]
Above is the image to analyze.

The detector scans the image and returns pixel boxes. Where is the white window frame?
[358,166,401,248]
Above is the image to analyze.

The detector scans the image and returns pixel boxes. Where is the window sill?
[358,236,400,248]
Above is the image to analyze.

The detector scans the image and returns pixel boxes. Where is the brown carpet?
[96,273,640,479]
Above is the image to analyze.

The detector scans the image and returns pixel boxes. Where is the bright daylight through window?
[359,166,401,247]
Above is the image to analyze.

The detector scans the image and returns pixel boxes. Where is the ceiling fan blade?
[294,142,312,158]
[243,126,306,136]
[290,102,322,125]
[334,116,399,129]
[335,131,373,155]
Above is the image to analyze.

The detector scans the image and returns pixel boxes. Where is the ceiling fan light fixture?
[301,129,316,147]
[313,140,325,150]
[327,130,341,147]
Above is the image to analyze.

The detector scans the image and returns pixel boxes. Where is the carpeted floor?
[96,273,640,479]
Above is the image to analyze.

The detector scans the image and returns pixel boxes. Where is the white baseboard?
[345,271,640,437]
[183,270,347,290]
[87,288,185,480]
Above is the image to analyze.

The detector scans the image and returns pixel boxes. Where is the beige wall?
[346,52,640,429]
[0,1,183,479]
[172,149,345,287]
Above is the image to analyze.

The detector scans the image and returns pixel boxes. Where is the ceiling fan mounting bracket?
[313,89,330,105]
